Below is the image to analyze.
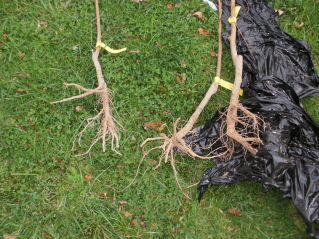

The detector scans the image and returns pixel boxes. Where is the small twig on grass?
[51,0,124,156]
[140,0,225,198]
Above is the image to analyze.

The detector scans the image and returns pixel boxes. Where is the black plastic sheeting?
[184,0,319,237]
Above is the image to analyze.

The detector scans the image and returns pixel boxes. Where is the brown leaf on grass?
[16,89,29,93]
[94,192,109,198]
[72,45,78,50]
[132,219,139,225]
[227,208,242,216]
[16,52,25,59]
[181,59,187,67]
[167,4,174,10]
[36,19,48,27]
[290,7,297,11]
[198,28,211,35]
[210,50,218,57]
[176,73,186,83]
[84,174,92,182]
[131,136,137,141]
[2,33,8,39]
[144,121,164,131]
[3,235,17,239]
[294,21,304,28]
[53,157,62,164]
[149,159,158,165]
[129,50,140,53]
[191,11,203,20]
[172,228,180,233]
[124,211,133,217]
[128,50,140,53]
[42,233,53,239]
[60,4,69,8]
[181,73,187,82]
[155,42,164,47]
[275,9,284,15]
[54,158,63,170]
[14,124,27,131]
[75,105,83,112]
[119,200,128,205]
[140,221,146,231]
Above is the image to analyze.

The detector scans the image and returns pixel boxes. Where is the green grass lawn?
[1,0,318,238]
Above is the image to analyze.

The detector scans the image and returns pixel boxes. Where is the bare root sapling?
[51,0,125,156]
[225,0,262,155]
[140,0,225,196]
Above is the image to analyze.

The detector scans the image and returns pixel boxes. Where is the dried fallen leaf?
[94,192,108,198]
[124,211,132,217]
[158,125,165,131]
[290,7,296,11]
[275,9,284,16]
[210,50,218,57]
[144,121,164,131]
[227,208,242,216]
[75,105,83,112]
[140,221,146,231]
[36,19,48,27]
[294,21,304,28]
[172,228,180,233]
[43,233,53,239]
[129,50,140,53]
[132,219,139,225]
[198,28,211,35]
[149,159,158,165]
[131,136,136,141]
[72,45,78,50]
[176,73,186,83]
[181,59,187,67]
[16,52,25,59]
[191,11,203,20]
[14,124,27,131]
[60,4,69,8]
[167,4,174,10]
[181,73,186,82]
[16,89,29,93]
[3,235,17,239]
[119,200,128,205]
[84,175,92,182]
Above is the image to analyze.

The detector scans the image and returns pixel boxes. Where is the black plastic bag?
[184,0,319,237]
[220,0,319,99]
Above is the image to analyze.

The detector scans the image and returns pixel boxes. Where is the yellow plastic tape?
[228,6,241,24]
[96,42,127,54]
[214,77,243,96]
